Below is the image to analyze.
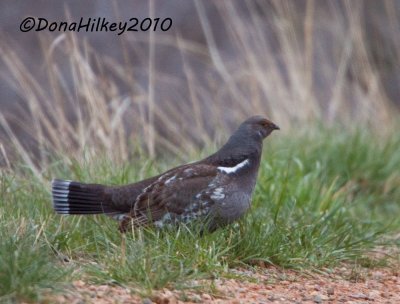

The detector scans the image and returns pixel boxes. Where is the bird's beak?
[272,123,280,130]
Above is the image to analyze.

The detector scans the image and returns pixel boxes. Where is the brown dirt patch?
[50,266,399,303]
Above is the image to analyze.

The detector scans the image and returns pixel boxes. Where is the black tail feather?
[52,179,114,215]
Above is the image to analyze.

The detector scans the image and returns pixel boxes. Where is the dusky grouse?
[52,116,279,232]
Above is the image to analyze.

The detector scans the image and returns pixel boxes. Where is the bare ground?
[47,265,400,304]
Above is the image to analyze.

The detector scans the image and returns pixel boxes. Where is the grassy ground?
[1,128,399,303]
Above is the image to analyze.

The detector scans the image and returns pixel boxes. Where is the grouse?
[52,116,279,232]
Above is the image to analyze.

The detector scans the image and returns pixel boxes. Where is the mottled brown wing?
[132,164,219,221]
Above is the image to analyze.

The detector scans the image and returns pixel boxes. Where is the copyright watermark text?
[20,17,172,35]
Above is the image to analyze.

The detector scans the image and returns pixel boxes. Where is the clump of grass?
[0,214,69,303]
[0,174,69,302]
[2,128,398,299]
[0,230,68,303]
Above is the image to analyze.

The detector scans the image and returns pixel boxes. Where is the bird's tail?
[52,179,114,215]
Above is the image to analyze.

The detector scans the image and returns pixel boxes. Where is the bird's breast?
[212,189,252,223]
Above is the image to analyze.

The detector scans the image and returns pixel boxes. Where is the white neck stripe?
[218,159,250,174]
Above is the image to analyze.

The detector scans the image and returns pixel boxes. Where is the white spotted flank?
[210,187,225,200]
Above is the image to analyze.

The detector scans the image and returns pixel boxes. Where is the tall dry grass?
[0,1,398,179]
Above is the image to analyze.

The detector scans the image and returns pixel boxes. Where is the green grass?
[1,128,399,302]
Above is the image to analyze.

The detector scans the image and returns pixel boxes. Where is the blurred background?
[1,0,399,170]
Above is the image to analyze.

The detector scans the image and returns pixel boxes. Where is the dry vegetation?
[1,1,399,174]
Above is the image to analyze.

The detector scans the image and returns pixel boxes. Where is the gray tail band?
[52,179,112,214]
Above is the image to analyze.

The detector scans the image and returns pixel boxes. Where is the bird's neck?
[205,131,263,168]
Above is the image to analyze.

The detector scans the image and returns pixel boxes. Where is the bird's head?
[210,115,279,162]
[240,115,280,139]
